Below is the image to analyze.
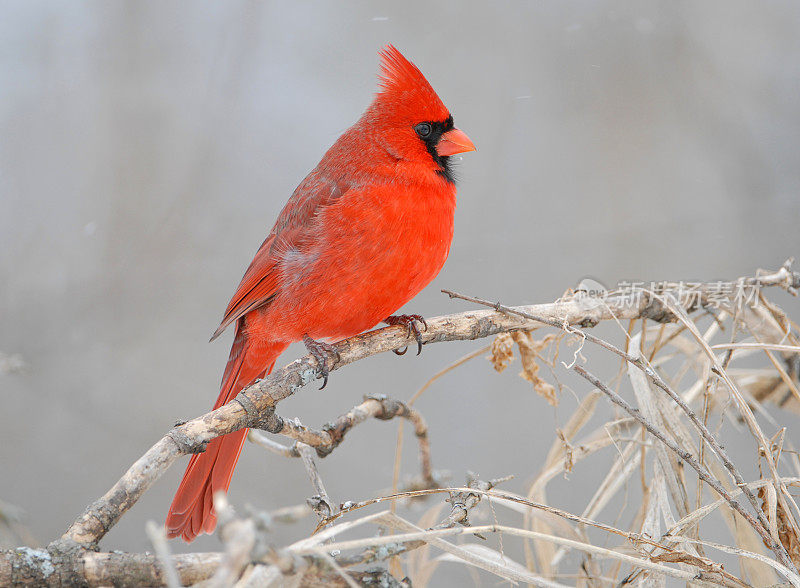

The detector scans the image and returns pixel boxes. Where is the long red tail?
[166,321,287,541]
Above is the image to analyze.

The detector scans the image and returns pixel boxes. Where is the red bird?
[166,46,475,541]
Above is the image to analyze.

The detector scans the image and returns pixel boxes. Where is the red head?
[361,45,475,183]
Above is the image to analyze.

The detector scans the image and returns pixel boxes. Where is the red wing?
[210,172,347,340]
[210,235,279,340]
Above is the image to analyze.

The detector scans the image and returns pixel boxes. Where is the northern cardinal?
[166,45,475,541]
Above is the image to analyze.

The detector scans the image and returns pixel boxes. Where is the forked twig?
[572,364,795,574]
[3,264,798,586]
[445,286,797,570]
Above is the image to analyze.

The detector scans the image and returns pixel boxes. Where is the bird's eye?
[415,123,432,138]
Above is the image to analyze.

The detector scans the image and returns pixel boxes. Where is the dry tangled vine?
[2,260,800,586]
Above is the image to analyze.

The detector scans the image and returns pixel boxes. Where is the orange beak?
[436,127,476,157]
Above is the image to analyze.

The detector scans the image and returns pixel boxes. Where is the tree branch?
[443,285,795,568]
[1,263,797,586]
[0,547,222,586]
[248,393,437,520]
[571,364,795,572]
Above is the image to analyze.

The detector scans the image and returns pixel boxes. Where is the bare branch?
[145,521,181,588]
[0,547,222,586]
[445,281,797,569]
[59,264,794,550]
[3,263,798,586]
[571,364,795,572]
[248,394,438,498]
[296,443,335,521]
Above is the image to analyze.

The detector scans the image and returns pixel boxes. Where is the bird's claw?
[385,314,428,355]
[303,335,340,390]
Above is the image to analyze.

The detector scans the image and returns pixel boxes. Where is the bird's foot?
[384,314,428,356]
[303,335,340,390]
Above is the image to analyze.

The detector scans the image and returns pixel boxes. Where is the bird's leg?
[302,335,340,390]
[384,314,428,356]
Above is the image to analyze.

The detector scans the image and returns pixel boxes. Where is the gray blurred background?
[1,0,799,581]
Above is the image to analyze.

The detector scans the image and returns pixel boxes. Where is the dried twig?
[248,393,438,498]
[3,264,798,586]
[208,493,256,588]
[57,266,790,553]
[572,364,796,576]
[445,280,798,571]
[145,521,181,588]
[296,442,335,521]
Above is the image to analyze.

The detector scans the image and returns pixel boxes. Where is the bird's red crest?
[373,45,450,124]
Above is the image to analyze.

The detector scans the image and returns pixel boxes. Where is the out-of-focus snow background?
[1,1,799,582]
